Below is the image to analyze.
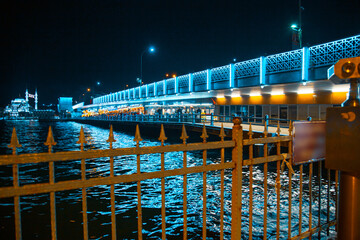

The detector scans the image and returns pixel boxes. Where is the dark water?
[0,121,336,239]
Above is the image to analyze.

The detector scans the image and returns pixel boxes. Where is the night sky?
[1,0,359,108]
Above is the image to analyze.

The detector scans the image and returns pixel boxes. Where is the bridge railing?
[78,113,297,128]
[0,118,337,239]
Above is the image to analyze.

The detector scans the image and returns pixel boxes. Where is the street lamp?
[139,46,155,86]
[291,24,302,49]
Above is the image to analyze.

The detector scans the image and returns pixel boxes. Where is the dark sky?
[1,0,359,107]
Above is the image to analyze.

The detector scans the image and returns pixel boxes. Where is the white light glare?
[231,92,240,98]
[332,84,350,93]
[217,95,225,98]
[250,92,261,97]
[271,90,284,96]
[298,88,314,94]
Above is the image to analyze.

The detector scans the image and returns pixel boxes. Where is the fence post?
[231,117,243,239]
[210,113,214,126]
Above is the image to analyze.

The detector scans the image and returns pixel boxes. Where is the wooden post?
[231,117,243,239]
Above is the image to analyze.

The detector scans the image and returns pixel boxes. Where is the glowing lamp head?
[342,61,356,78]
[172,74,176,78]
[96,81,100,85]
[149,47,155,53]
[87,88,91,92]
[291,24,298,29]
[334,57,360,79]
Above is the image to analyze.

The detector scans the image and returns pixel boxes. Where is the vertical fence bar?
[231,117,243,240]
[9,128,22,240]
[219,124,226,240]
[276,122,281,240]
[200,125,208,239]
[318,161,322,239]
[161,153,166,240]
[107,125,117,240]
[45,127,57,240]
[159,125,167,240]
[110,163,116,239]
[78,126,89,240]
[180,125,189,240]
[309,162,313,240]
[248,124,254,240]
[134,125,143,240]
[263,124,268,240]
[287,122,293,239]
[299,164,303,235]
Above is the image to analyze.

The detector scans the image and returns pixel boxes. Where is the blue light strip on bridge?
[302,47,310,81]
[90,35,359,105]
[260,56,266,86]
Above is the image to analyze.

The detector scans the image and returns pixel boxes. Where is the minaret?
[35,89,38,110]
[25,89,29,102]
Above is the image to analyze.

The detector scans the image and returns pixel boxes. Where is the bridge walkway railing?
[81,113,296,127]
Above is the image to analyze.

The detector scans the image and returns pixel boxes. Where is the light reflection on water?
[0,121,336,239]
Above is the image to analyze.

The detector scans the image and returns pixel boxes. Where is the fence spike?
[219,123,226,141]
[276,121,281,136]
[180,124,189,144]
[264,121,268,138]
[106,125,116,147]
[248,123,253,140]
[44,126,57,152]
[8,127,22,153]
[76,126,87,149]
[158,124,167,144]
[133,124,143,144]
[200,124,208,143]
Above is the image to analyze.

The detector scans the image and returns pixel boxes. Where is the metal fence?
[0,118,337,239]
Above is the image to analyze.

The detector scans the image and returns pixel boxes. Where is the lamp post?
[139,46,155,86]
[291,0,303,49]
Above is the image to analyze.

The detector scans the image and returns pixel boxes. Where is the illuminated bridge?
[75,34,359,122]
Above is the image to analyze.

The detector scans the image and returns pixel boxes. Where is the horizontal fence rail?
[0,118,338,239]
